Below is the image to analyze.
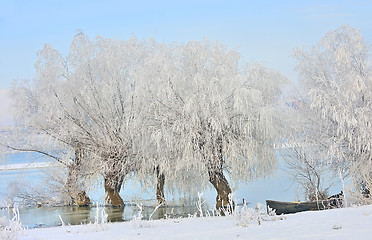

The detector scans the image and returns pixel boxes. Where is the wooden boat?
[266,192,344,215]
[266,199,330,215]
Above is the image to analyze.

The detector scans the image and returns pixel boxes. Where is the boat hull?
[266,200,330,215]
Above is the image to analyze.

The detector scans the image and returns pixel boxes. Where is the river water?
[0,151,341,228]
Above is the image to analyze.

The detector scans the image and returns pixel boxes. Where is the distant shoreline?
[0,162,55,170]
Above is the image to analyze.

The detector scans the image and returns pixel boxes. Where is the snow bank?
[17,204,372,240]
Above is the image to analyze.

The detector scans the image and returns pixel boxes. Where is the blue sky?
[1,0,372,89]
[0,0,372,125]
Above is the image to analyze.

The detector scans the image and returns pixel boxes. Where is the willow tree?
[10,33,151,206]
[9,59,92,206]
[138,40,287,207]
[294,26,372,200]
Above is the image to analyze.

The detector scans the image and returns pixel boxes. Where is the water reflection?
[105,206,125,222]
[63,206,91,225]
[0,201,211,228]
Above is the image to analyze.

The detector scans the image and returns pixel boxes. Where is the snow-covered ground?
[13,204,372,240]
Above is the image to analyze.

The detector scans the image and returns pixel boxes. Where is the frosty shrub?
[235,203,285,227]
[187,193,285,227]
[236,204,258,227]
[0,208,24,240]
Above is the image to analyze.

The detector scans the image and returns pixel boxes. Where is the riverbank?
[15,204,372,240]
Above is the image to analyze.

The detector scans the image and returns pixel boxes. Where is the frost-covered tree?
[10,33,152,206]
[294,26,372,200]
[7,80,91,206]
[137,40,287,207]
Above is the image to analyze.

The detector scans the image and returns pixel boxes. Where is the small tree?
[283,143,335,201]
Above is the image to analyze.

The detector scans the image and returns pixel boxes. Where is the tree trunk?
[66,165,91,206]
[104,175,124,207]
[207,140,233,209]
[66,147,90,206]
[156,166,166,205]
[208,169,232,208]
